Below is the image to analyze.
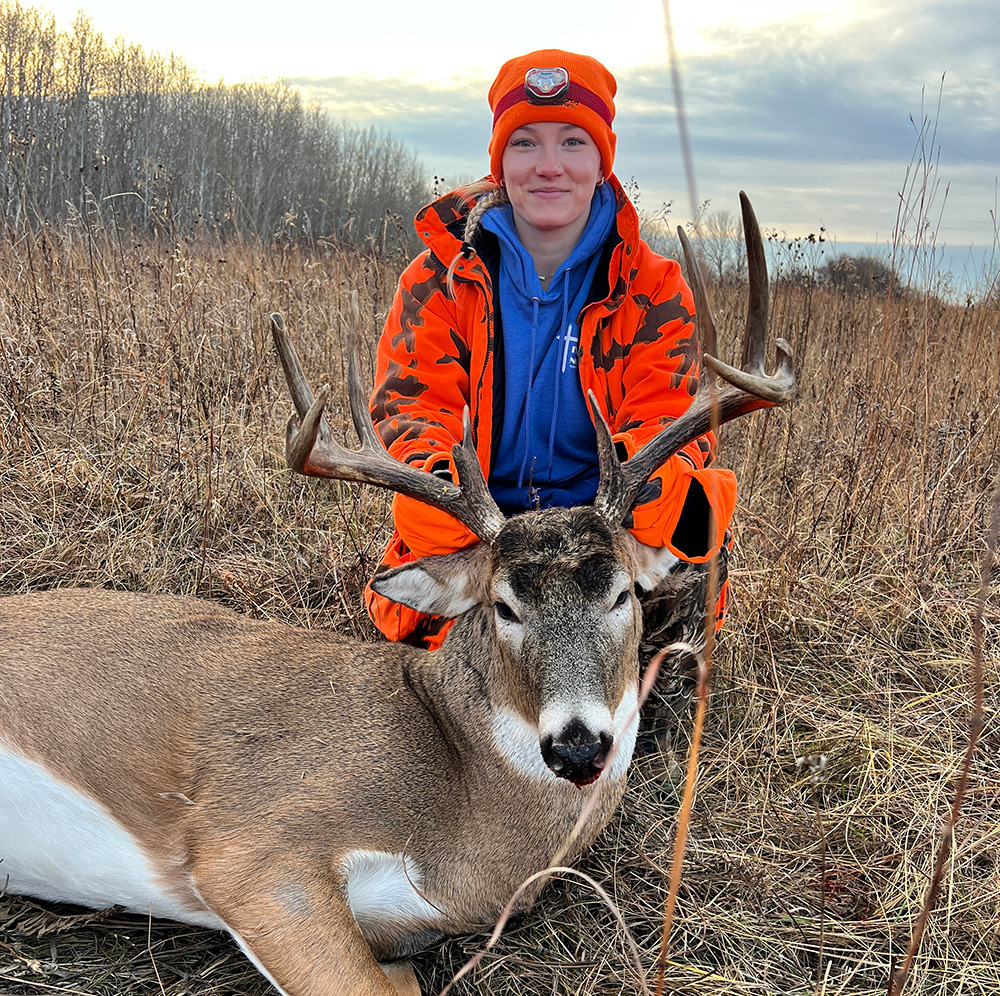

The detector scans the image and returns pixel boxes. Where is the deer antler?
[271,298,505,543]
[593,191,795,526]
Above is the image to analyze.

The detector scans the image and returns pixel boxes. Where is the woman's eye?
[494,601,519,622]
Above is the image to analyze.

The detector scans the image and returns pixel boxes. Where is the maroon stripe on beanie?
[492,81,613,128]
[565,82,614,127]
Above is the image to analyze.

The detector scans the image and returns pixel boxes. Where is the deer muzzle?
[540,721,613,788]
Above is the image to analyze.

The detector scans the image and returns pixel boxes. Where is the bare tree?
[0,0,428,248]
[700,209,745,283]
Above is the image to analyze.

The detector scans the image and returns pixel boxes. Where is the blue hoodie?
[482,184,618,513]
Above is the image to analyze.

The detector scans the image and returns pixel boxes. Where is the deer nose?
[540,725,613,787]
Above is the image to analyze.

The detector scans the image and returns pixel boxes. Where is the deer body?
[1,508,642,996]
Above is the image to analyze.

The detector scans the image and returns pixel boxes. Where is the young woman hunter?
[365,49,736,730]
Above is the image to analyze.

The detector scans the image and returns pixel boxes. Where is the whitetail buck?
[0,193,793,996]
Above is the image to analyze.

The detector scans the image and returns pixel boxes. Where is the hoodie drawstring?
[546,268,572,474]
[516,295,541,496]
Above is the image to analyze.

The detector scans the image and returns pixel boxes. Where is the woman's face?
[501,121,603,244]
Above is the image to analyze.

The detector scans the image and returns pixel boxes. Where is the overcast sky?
[42,0,999,257]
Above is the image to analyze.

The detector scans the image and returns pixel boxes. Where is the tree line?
[0,1,428,247]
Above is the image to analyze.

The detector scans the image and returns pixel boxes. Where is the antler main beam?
[271,301,505,543]
[593,192,795,526]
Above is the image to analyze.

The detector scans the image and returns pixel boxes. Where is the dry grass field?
[1,223,998,996]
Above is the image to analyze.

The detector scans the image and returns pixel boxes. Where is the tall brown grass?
[1,222,997,996]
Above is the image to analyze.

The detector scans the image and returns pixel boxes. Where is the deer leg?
[380,961,421,996]
[193,855,415,996]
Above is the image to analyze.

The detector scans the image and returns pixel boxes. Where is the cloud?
[288,74,492,184]
[667,0,999,166]
[288,0,999,245]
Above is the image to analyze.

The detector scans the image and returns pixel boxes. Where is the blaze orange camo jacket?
[366,176,737,647]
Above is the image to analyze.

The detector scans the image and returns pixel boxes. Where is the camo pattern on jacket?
[366,175,737,648]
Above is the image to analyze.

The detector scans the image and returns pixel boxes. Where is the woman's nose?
[535,147,564,176]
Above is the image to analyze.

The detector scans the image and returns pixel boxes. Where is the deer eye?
[613,589,630,608]
[494,601,519,623]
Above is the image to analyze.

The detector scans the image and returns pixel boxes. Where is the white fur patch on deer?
[0,743,223,930]
[608,684,640,780]
[340,850,446,927]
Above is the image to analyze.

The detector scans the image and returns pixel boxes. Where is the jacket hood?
[412,174,641,289]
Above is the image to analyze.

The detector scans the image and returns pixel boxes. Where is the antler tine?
[702,192,794,402]
[452,407,506,541]
[592,194,796,527]
[345,293,389,453]
[588,391,629,521]
[271,312,330,438]
[270,311,505,544]
[740,190,769,375]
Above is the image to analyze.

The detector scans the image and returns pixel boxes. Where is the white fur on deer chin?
[608,685,640,780]
[490,685,639,785]
[0,744,224,930]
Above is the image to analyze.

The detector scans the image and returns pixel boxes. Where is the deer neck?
[401,608,496,756]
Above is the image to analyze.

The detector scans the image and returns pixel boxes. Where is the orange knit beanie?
[488,50,617,183]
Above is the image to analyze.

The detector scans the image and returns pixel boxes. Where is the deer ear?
[371,544,490,617]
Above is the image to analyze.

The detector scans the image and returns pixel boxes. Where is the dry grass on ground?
[1,226,997,995]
